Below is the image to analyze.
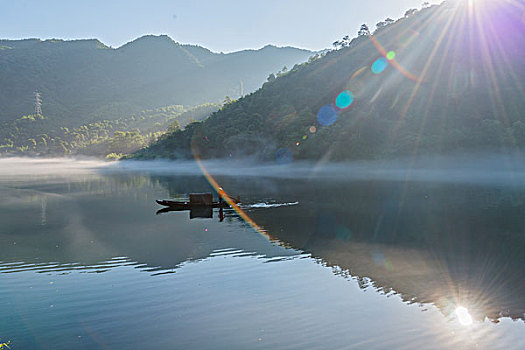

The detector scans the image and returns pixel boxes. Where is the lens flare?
[397,29,420,48]
[190,135,277,244]
[449,63,471,98]
[350,66,368,80]
[369,35,424,82]
[371,57,389,74]
[455,306,473,326]
[317,105,338,126]
[275,148,293,164]
[309,126,317,133]
[192,155,271,240]
[335,91,354,109]
[386,51,396,60]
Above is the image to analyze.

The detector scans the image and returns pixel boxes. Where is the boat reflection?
[0,174,295,276]
[156,206,226,221]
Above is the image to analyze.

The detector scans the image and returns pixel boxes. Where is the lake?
[1,157,524,349]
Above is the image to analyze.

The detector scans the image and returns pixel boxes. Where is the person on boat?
[218,187,225,205]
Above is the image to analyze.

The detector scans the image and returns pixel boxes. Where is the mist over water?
[108,153,525,186]
[0,157,109,176]
[2,153,525,187]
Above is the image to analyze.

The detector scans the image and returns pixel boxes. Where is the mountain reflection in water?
[158,173,525,323]
[1,163,524,349]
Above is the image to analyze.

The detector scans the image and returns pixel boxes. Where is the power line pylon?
[35,91,42,115]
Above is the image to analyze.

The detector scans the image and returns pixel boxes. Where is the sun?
[455,306,473,326]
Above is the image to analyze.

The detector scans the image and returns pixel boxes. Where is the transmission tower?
[35,91,42,115]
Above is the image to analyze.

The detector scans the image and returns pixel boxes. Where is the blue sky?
[0,0,440,52]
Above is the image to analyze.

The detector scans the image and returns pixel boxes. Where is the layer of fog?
[0,157,109,176]
[2,154,525,187]
[110,153,525,187]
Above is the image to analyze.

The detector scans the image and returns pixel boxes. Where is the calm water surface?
[0,158,524,349]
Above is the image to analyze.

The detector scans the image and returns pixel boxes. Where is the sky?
[0,0,441,52]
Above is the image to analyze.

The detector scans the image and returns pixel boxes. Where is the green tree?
[358,24,370,36]
[167,120,181,133]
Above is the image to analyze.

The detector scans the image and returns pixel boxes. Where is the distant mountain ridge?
[0,35,314,125]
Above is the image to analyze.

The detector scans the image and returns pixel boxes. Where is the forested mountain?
[0,35,313,157]
[137,2,525,161]
[0,35,313,125]
[0,103,218,158]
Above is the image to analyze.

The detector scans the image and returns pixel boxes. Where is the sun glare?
[447,0,494,7]
[453,0,495,5]
[455,306,473,326]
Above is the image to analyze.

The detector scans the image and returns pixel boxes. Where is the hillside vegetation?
[0,36,312,125]
[0,103,218,158]
[136,2,525,161]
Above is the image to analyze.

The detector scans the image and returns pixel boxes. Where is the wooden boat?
[155,199,229,210]
[156,192,238,210]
